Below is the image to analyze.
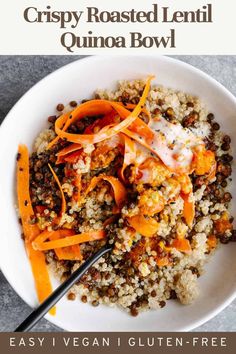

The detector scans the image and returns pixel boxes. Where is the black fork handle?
[14,244,112,332]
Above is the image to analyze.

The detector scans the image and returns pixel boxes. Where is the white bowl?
[0,55,236,332]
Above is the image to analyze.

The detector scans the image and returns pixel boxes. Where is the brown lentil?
[231,230,236,242]
[165,107,174,118]
[153,107,161,115]
[56,103,64,112]
[187,102,194,108]
[207,113,214,121]
[92,300,99,307]
[68,292,76,301]
[221,180,227,188]
[221,154,233,163]
[223,192,232,202]
[151,290,157,297]
[169,290,177,299]
[70,100,77,107]
[212,122,220,130]
[182,111,199,127]
[130,305,138,317]
[48,115,57,124]
[157,98,164,106]
[221,142,230,151]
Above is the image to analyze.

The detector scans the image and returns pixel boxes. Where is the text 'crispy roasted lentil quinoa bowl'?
[16,76,236,317]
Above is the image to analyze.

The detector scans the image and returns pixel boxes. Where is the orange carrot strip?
[192,147,216,176]
[25,241,55,314]
[172,238,191,253]
[207,235,217,249]
[207,160,217,182]
[84,110,118,134]
[17,145,39,242]
[215,216,233,234]
[55,103,138,144]
[50,101,114,148]
[119,133,136,182]
[156,257,170,267]
[117,102,152,124]
[48,164,66,220]
[55,245,82,261]
[85,175,127,208]
[47,112,72,149]
[57,143,82,157]
[33,230,105,251]
[181,192,195,228]
[48,229,82,261]
[73,173,82,203]
[51,76,153,146]
[17,145,55,315]
[56,148,83,164]
[127,214,159,237]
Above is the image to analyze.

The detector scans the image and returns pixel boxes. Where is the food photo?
[0,55,236,332]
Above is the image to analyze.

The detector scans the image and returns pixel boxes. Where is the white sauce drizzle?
[146,116,203,171]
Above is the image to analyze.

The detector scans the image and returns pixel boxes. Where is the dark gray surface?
[0,56,235,332]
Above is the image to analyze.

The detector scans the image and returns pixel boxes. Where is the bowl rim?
[0,54,236,332]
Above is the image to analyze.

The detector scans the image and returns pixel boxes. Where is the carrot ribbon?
[127,214,159,237]
[47,76,153,147]
[17,145,55,315]
[84,175,127,208]
[33,230,105,251]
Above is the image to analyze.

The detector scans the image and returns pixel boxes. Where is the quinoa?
[21,79,235,316]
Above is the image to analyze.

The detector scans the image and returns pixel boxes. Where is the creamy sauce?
[148,117,203,171]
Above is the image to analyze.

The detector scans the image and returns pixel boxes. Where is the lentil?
[56,103,64,112]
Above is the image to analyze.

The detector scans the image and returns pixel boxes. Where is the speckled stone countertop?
[0,55,236,332]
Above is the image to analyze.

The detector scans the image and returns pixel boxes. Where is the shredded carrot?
[17,145,39,242]
[207,235,217,249]
[85,175,127,208]
[48,229,82,261]
[56,149,83,165]
[181,192,195,228]
[176,174,193,195]
[47,104,112,150]
[24,241,55,314]
[57,143,81,156]
[84,110,118,134]
[73,173,82,203]
[17,145,55,315]
[48,164,66,221]
[120,133,136,182]
[207,160,217,182]
[33,230,105,251]
[215,216,232,234]
[172,238,191,253]
[48,76,153,147]
[192,147,216,176]
[156,257,170,267]
[127,214,159,237]
[55,245,82,261]
[117,102,152,124]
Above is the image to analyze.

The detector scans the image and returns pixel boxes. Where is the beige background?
[0,0,235,54]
